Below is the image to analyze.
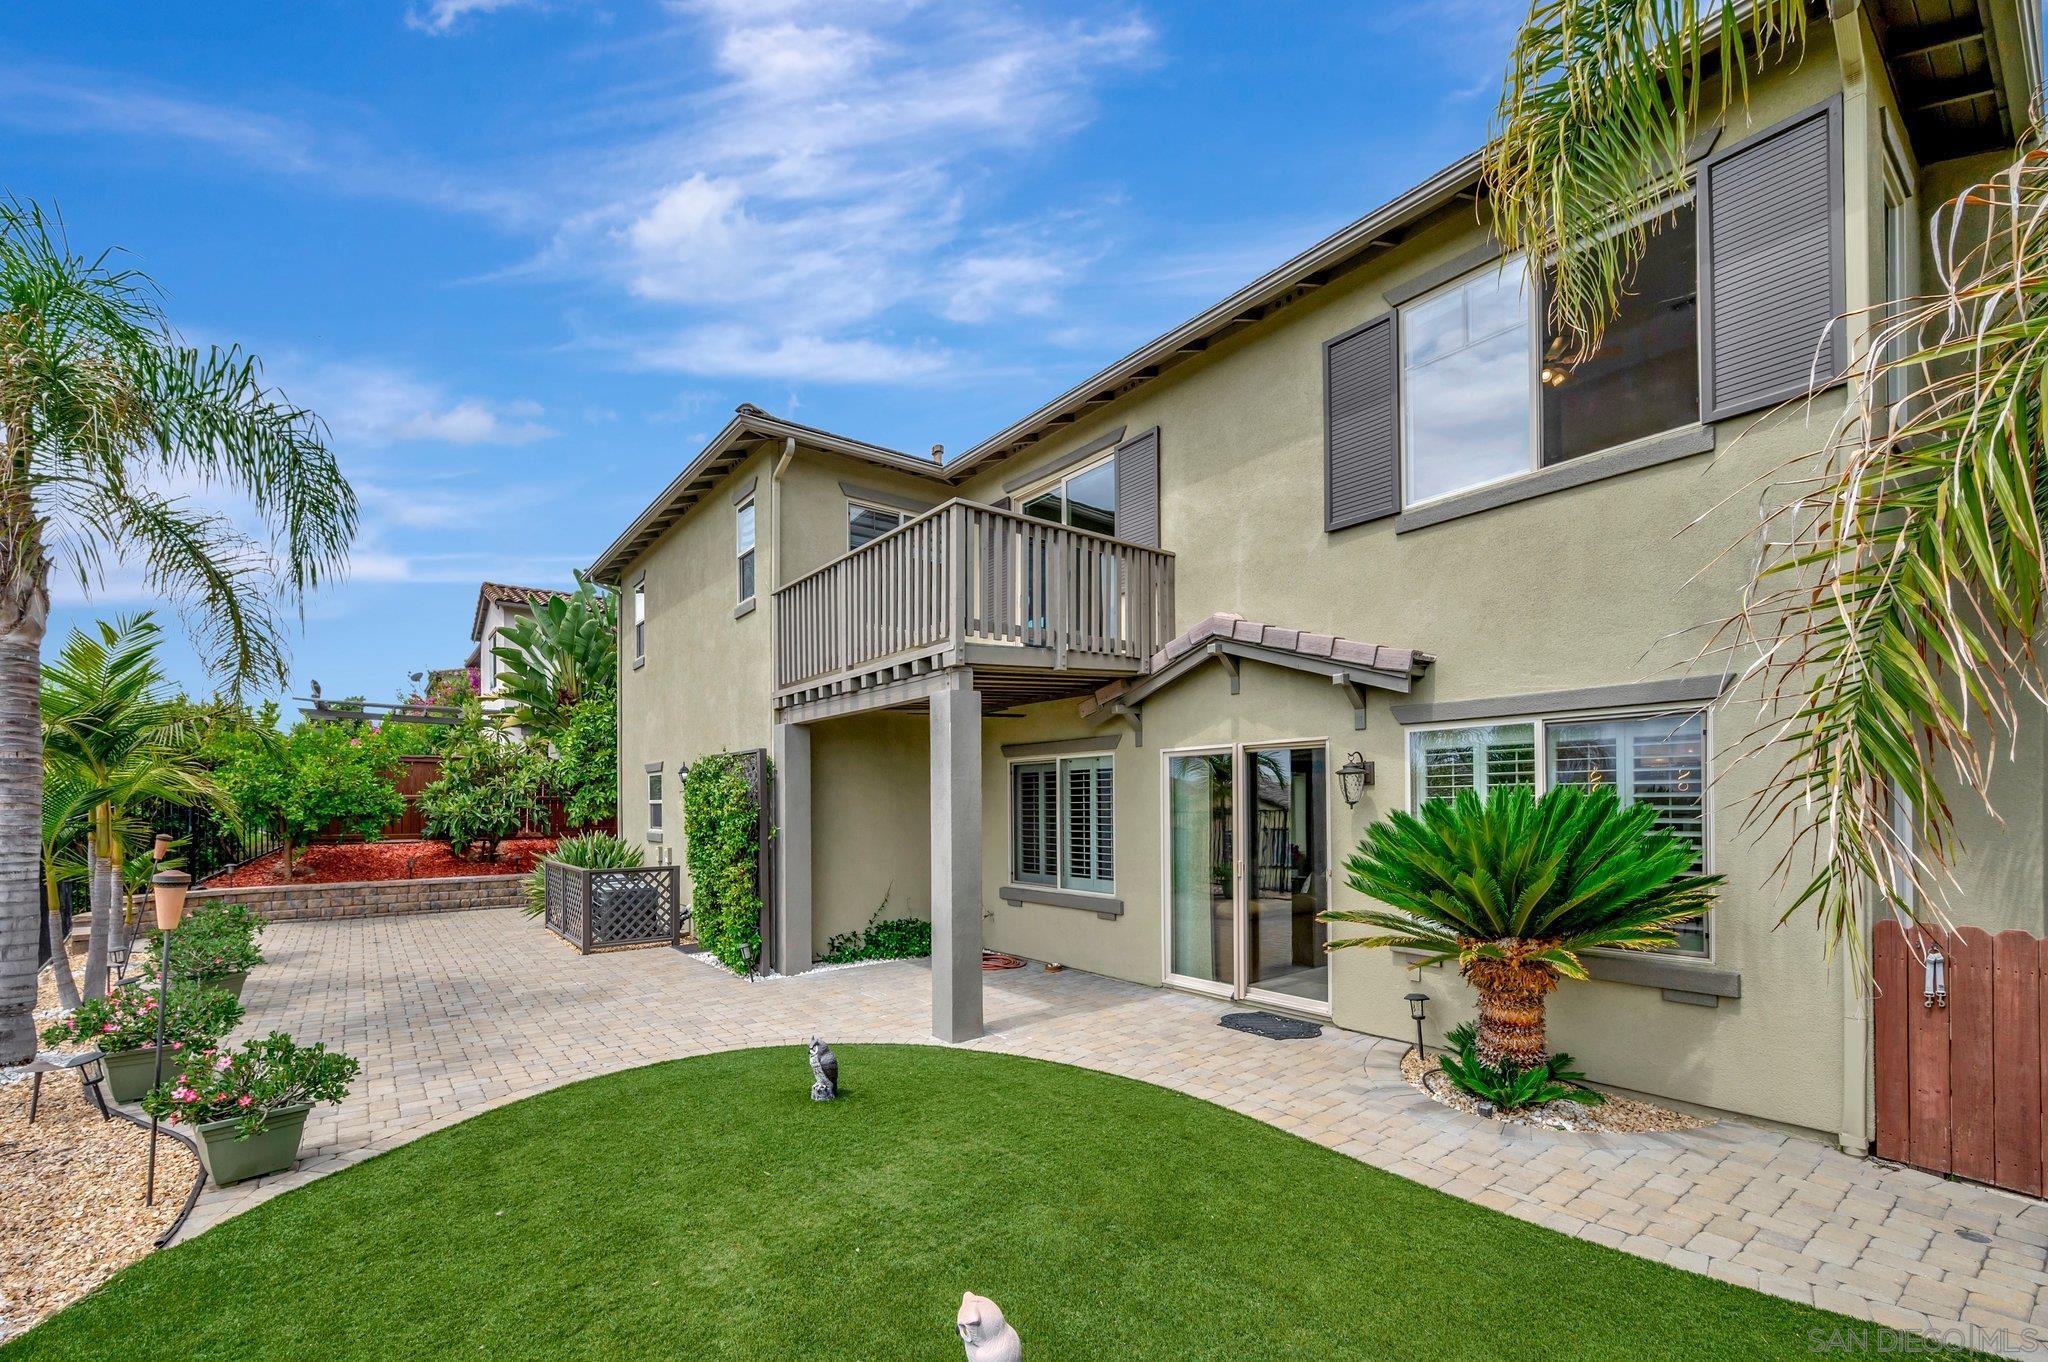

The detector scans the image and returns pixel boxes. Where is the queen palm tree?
[1328,783,1720,1068]
[42,615,231,1000]
[37,763,91,1011]
[1,200,353,1058]
[1485,4,2045,951]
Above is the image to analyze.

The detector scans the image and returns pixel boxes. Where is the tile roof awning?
[472,581,574,641]
[1078,612,1433,737]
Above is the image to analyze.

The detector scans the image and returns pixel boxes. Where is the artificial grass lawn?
[5,1046,1974,1361]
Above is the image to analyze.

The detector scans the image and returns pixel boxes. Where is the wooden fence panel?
[1994,930,2042,1195]
[1875,918,2048,1197]
[1949,926,1996,1183]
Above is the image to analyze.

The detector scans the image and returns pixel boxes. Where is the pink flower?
[101,1022,117,1033]
[170,1041,184,1051]
[173,1086,198,1102]
[236,1095,253,1108]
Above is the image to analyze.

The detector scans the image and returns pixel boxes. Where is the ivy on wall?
[681,752,767,974]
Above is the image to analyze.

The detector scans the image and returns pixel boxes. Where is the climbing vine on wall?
[682,752,767,974]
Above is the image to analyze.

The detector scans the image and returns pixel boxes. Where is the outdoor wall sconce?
[1404,992,1429,1058]
[1338,751,1374,806]
[144,868,192,1206]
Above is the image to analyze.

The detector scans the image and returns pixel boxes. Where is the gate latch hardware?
[1923,949,1948,1009]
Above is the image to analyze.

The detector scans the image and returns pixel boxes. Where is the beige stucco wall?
[811,710,932,951]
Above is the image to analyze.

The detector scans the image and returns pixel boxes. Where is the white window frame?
[1397,191,1701,510]
[1013,450,1117,532]
[1879,119,1917,423]
[1005,753,1116,898]
[734,496,757,605]
[846,498,909,552]
[631,574,646,667]
[1400,703,1714,960]
[646,770,664,840]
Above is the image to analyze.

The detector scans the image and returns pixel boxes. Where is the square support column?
[772,719,812,976]
[929,680,984,1041]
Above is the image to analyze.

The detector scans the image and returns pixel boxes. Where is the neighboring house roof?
[1079,613,1433,723]
[472,581,574,642]
[589,405,947,585]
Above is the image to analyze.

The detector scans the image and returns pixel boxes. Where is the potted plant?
[142,901,265,1000]
[142,1031,360,1186]
[40,982,244,1103]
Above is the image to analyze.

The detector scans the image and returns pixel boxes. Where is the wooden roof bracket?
[1207,642,1240,694]
[1336,673,1368,731]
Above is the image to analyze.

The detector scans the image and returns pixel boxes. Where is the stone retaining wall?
[189,873,528,923]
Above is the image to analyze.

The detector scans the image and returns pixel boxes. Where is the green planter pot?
[101,1046,169,1104]
[191,1104,312,1186]
[192,970,249,1003]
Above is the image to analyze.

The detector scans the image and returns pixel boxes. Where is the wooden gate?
[1873,918,2045,1195]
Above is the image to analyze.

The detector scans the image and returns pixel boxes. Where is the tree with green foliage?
[418,701,546,860]
[0,199,354,1059]
[553,689,617,828]
[682,753,766,974]
[211,720,405,879]
[491,573,617,740]
[1325,784,1718,1070]
[42,615,231,998]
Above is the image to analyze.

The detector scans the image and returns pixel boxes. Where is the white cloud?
[285,361,556,447]
[542,1,1155,378]
[406,0,543,34]
[632,325,948,384]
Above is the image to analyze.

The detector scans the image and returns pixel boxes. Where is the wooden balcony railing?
[774,499,1175,697]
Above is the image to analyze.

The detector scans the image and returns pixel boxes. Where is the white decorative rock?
[957,1291,1022,1362]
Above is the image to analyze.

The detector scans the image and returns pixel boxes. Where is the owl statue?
[808,1037,838,1101]
[957,1292,1022,1362]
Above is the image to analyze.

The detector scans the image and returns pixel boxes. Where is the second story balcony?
[774,499,1175,715]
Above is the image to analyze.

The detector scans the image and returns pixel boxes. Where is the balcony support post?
[772,718,813,975]
[929,675,984,1042]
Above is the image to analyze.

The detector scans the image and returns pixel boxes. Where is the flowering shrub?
[40,982,243,1055]
[142,901,266,981]
[142,1032,360,1138]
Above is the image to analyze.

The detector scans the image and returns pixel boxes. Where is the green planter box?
[101,1046,168,1104]
[191,1104,312,1186]
[193,970,248,1003]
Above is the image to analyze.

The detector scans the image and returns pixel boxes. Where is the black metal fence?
[543,862,686,955]
[132,798,281,883]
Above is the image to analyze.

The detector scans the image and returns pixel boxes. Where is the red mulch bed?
[203,838,557,887]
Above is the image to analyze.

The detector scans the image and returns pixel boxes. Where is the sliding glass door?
[1165,744,1329,1010]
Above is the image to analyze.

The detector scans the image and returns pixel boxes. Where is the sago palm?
[1325,784,1719,1068]
[42,614,231,999]
[0,200,351,1056]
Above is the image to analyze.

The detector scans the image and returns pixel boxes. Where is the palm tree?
[1485,4,2045,951]
[1326,784,1719,1068]
[1,200,353,1058]
[41,615,231,999]
[490,573,617,740]
[37,763,91,1011]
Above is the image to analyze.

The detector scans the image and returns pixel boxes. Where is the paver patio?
[184,908,2048,1356]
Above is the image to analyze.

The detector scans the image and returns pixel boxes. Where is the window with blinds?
[1407,709,1710,955]
[848,502,907,550]
[1011,756,1113,895]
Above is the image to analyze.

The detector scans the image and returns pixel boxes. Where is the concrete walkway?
[189,908,2048,1355]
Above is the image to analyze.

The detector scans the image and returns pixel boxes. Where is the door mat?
[1219,1011,1323,1041]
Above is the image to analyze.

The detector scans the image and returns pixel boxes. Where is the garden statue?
[808,1036,838,1101]
[957,1292,1021,1362]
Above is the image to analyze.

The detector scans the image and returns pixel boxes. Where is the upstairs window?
[1400,203,1700,507]
[1019,454,1116,536]
[632,577,646,665]
[848,501,908,551]
[735,498,757,604]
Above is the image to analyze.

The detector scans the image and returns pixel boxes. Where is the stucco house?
[589,5,2043,1156]
[468,581,573,718]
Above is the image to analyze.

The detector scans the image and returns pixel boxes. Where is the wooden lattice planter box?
[542,862,686,954]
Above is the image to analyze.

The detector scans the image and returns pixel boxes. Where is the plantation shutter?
[1013,762,1058,884]
[1698,100,1844,422]
[1325,315,1400,530]
[1059,756,1114,895]
[1112,427,1161,548]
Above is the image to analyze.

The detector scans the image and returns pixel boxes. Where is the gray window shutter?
[1325,315,1400,530]
[1698,99,1844,422]
[1112,427,1160,548]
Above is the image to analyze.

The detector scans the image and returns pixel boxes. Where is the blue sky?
[9,0,1523,704]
